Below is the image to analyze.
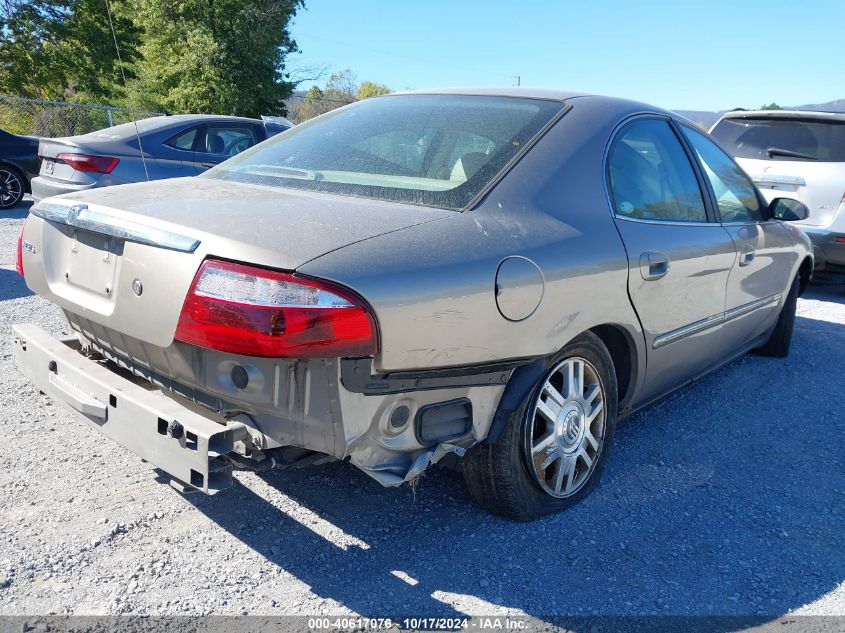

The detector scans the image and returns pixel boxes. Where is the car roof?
[718,109,845,123]
[150,113,263,125]
[393,86,590,101]
[70,114,265,142]
[387,87,677,120]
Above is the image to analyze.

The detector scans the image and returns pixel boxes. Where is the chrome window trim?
[614,215,717,228]
[30,202,201,253]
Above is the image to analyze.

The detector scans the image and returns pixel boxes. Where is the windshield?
[204,94,564,210]
[711,117,845,162]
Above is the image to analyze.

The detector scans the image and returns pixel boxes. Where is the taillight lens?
[57,153,119,174]
[175,259,378,358]
[15,223,25,277]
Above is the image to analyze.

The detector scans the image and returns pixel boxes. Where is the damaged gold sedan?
[14,88,812,519]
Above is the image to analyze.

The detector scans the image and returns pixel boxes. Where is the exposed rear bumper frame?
[12,323,244,494]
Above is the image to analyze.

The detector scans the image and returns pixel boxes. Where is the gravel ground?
[0,199,843,624]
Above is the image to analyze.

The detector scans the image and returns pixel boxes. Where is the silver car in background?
[14,89,813,520]
[31,114,290,200]
[711,110,845,273]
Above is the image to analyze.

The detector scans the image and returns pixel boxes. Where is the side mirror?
[770,198,809,221]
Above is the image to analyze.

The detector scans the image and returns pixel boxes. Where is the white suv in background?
[710,110,845,273]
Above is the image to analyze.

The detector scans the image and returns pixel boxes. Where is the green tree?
[760,102,783,110]
[287,70,392,122]
[0,0,140,101]
[357,81,391,100]
[129,0,303,117]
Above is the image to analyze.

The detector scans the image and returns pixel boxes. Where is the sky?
[288,0,844,112]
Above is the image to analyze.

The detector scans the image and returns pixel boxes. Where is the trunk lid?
[736,157,845,227]
[38,131,139,184]
[23,177,453,348]
[38,138,90,184]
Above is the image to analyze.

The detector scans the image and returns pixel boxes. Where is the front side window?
[710,117,845,162]
[608,119,707,222]
[681,126,765,223]
[205,95,564,210]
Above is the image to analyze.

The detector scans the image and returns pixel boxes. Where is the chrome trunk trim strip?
[31,202,201,253]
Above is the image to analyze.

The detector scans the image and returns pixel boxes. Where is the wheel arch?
[589,323,638,410]
[797,256,813,296]
[484,322,640,443]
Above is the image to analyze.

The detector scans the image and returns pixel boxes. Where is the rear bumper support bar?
[13,324,242,494]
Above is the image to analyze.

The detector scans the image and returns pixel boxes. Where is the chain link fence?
[1,93,362,137]
[0,95,164,138]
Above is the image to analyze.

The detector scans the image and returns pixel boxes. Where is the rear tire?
[753,275,798,358]
[463,332,618,521]
[0,166,25,210]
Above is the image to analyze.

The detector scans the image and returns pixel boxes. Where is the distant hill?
[674,98,845,130]
[792,98,845,113]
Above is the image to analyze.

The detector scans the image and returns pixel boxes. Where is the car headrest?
[207,134,224,154]
[451,152,489,181]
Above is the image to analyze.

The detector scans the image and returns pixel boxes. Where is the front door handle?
[639,251,670,281]
[739,245,756,266]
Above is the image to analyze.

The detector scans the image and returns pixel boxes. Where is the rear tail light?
[56,153,119,174]
[175,259,378,358]
[835,237,845,244]
[15,223,25,277]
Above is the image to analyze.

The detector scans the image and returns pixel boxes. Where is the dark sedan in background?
[31,114,290,200]
[0,128,39,209]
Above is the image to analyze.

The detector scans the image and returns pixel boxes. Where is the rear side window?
[608,119,707,222]
[681,126,765,223]
[166,128,197,151]
[711,117,845,162]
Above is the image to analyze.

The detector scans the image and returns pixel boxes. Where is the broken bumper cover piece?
[12,324,240,494]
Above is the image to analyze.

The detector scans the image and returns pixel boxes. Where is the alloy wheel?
[0,169,24,209]
[525,357,606,498]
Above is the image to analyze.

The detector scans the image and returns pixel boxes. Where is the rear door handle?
[739,245,756,266]
[639,251,670,281]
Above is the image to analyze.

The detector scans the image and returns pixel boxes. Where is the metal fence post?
[107,107,114,127]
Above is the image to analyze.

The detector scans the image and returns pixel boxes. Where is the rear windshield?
[205,94,564,210]
[77,117,173,140]
[711,117,845,162]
